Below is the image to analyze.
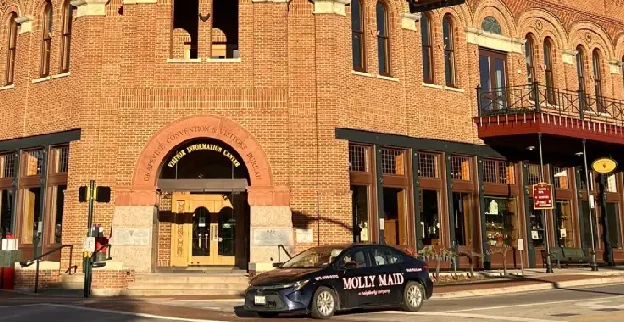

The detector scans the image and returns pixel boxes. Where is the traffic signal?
[78,185,111,203]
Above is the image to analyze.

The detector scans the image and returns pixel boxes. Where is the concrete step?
[120,289,246,296]
[133,273,249,284]
[128,282,249,290]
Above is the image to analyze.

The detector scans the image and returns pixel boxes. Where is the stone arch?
[434,2,472,28]
[131,115,274,191]
[516,9,568,50]
[615,32,624,61]
[471,0,517,36]
[568,21,615,60]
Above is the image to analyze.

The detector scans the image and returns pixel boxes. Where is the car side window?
[341,249,368,268]
[370,247,404,267]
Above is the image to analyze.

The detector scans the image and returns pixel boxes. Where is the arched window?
[351,0,365,72]
[592,49,605,112]
[60,1,74,73]
[376,1,390,75]
[482,16,501,35]
[576,45,586,94]
[5,12,18,85]
[443,14,456,87]
[421,14,433,83]
[621,56,624,94]
[40,1,53,77]
[525,34,535,84]
[543,37,555,104]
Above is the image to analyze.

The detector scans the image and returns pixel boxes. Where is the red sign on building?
[533,183,554,210]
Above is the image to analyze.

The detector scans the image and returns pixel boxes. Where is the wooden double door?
[170,192,244,267]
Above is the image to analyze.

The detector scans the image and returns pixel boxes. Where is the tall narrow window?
[60,1,74,73]
[40,1,53,78]
[421,14,433,83]
[592,49,605,112]
[621,56,624,93]
[376,2,390,75]
[525,34,536,100]
[5,12,18,85]
[211,0,239,59]
[172,0,199,59]
[351,0,365,71]
[576,45,586,94]
[443,14,456,87]
[543,37,555,104]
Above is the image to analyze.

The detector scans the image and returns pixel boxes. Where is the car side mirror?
[343,261,357,270]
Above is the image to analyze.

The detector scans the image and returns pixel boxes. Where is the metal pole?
[538,134,554,273]
[581,140,599,271]
[83,180,95,298]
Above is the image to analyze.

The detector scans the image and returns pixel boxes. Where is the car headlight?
[281,279,309,290]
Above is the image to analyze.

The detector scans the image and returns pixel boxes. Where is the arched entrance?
[160,138,251,268]
[125,115,283,270]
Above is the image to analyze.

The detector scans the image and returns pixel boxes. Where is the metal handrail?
[19,244,77,293]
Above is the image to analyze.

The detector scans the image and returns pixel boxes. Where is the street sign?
[533,182,553,210]
[592,157,617,174]
[83,237,96,252]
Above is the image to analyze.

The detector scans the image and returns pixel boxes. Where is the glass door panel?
[192,207,211,258]
[479,49,508,112]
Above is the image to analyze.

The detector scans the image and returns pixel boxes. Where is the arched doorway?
[159,138,250,268]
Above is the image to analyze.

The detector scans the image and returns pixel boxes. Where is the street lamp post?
[538,134,554,273]
[581,139,599,271]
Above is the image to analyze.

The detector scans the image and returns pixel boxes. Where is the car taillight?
[422,264,429,270]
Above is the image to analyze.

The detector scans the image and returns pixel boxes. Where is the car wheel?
[257,312,279,318]
[310,286,337,319]
[401,281,425,312]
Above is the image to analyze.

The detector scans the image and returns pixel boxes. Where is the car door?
[369,246,406,306]
[337,247,378,308]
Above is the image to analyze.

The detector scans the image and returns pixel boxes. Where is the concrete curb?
[432,276,624,299]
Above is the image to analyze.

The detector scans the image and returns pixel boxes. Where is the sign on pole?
[83,237,96,253]
[533,182,554,210]
[591,157,617,175]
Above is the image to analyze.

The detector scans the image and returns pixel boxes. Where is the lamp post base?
[590,262,599,271]
[545,265,554,273]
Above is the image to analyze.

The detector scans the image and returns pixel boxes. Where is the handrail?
[278,244,292,262]
[19,244,77,294]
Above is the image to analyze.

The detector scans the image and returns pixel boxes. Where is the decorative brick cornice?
[15,16,33,34]
[401,13,421,31]
[312,0,350,16]
[70,0,108,17]
[122,0,157,4]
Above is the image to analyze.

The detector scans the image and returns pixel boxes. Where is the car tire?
[257,312,279,318]
[401,281,425,312]
[310,286,337,319]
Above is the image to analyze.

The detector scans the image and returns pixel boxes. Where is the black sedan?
[244,243,433,319]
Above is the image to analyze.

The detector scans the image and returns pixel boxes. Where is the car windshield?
[281,246,347,268]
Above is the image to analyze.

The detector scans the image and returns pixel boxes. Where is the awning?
[407,0,466,12]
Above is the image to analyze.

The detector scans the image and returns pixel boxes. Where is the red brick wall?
[1,0,624,272]
[91,269,135,290]
[14,270,60,290]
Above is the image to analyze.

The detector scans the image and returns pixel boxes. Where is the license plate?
[254,295,266,305]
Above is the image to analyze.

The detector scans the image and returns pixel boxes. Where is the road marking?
[447,295,624,312]
[40,304,230,322]
[379,311,560,322]
[0,305,51,321]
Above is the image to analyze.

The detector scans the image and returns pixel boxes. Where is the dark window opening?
[421,14,433,83]
[543,37,555,104]
[6,12,18,85]
[40,1,53,78]
[351,185,369,243]
[479,49,507,111]
[172,0,199,59]
[420,189,439,245]
[592,49,605,112]
[383,187,407,246]
[60,1,74,73]
[212,0,239,59]
[376,1,389,75]
[525,34,535,100]
[0,189,14,238]
[453,192,472,246]
[576,45,586,94]
[351,0,365,71]
[443,14,456,87]
[605,202,621,248]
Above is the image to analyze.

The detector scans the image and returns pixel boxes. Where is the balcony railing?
[476,82,624,127]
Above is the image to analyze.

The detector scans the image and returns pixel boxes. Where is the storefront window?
[0,190,13,238]
[553,167,569,189]
[351,185,369,243]
[20,187,43,245]
[484,196,517,247]
[49,185,67,244]
[555,200,573,247]
[528,198,545,247]
[383,187,407,245]
[606,174,617,193]
[605,202,621,248]
[420,189,440,245]
[23,150,44,176]
[453,192,473,246]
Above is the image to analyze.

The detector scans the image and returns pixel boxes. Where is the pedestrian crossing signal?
[78,186,111,203]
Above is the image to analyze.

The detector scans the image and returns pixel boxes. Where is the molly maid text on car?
[243,243,433,319]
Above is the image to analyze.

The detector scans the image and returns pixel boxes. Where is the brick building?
[1,0,624,290]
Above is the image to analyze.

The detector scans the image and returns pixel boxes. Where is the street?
[1,284,624,321]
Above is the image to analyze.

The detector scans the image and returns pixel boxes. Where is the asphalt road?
[1,284,624,321]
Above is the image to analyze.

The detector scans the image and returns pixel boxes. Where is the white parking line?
[40,304,229,322]
[379,311,560,322]
[447,295,624,313]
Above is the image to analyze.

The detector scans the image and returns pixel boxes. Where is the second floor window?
[592,48,605,112]
[443,14,456,87]
[5,12,18,86]
[576,45,586,94]
[60,1,74,73]
[40,1,53,78]
[376,2,390,75]
[351,0,365,71]
[543,37,555,104]
[421,14,433,83]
